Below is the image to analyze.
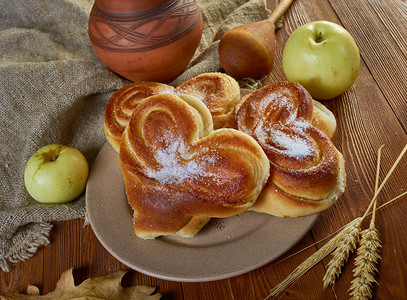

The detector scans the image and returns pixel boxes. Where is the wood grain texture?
[330,0,407,130]
[1,0,406,299]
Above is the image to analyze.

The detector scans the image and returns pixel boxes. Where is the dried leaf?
[0,268,161,300]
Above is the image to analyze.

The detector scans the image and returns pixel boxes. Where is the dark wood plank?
[262,0,407,298]
[1,1,406,299]
[182,280,233,300]
[0,220,182,298]
[313,1,407,298]
[329,0,407,130]
[41,219,88,292]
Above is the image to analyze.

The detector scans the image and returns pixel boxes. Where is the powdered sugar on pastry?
[235,82,346,217]
[270,126,314,159]
[146,139,203,185]
[120,93,270,239]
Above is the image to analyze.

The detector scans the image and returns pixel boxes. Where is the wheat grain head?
[349,227,382,300]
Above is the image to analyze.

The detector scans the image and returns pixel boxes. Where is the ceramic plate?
[86,142,318,282]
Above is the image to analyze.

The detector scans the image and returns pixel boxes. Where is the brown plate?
[85,142,318,282]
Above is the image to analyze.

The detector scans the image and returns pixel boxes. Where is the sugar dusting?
[271,126,313,159]
[260,92,297,124]
[146,138,201,184]
[145,137,225,185]
[175,80,220,105]
[252,90,314,160]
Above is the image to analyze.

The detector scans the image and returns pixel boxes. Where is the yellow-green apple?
[282,21,360,100]
[24,144,89,204]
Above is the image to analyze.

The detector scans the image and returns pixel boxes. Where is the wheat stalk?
[349,226,381,300]
[265,217,362,299]
[322,145,384,289]
[322,218,362,289]
[349,146,383,300]
[265,144,407,299]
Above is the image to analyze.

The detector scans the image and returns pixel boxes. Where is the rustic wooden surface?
[1,0,406,299]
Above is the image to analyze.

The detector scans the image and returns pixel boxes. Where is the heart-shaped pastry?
[235,82,346,217]
[120,93,270,239]
[105,73,240,152]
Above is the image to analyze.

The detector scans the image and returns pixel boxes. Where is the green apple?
[24,144,89,204]
[282,20,360,100]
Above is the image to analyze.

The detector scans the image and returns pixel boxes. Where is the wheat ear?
[349,147,383,300]
[266,144,407,299]
[322,145,384,289]
[265,217,362,299]
[350,196,382,300]
[322,218,362,289]
[349,226,381,300]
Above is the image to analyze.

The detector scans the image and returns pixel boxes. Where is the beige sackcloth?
[0,0,270,272]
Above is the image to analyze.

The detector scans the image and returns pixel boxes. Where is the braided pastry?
[105,73,240,151]
[234,82,346,217]
[120,93,270,239]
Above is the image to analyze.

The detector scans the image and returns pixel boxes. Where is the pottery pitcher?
[88,0,203,82]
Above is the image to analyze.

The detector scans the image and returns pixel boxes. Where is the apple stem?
[268,0,294,25]
[316,32,324,43]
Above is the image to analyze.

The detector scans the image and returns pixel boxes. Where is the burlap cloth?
[0,0,270,272]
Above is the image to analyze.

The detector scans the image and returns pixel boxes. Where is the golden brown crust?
[234,82,346,217]
[105,73,240,152]
[104,82,174,152]
[251,150,346,217]
[311,100,337,139]
[120,94,270,239]
[174,72,240,128]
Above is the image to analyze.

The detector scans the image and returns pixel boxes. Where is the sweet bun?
[311,99,337,139]
[233,90,337,138]
[174,72,240,129]
[105,73,240,152]
[234,82,346,217]
[104,82,174,152]
[120,93,270,239]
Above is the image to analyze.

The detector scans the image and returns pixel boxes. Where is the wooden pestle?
[219,0,294,79]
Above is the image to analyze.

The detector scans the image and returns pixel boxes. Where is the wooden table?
[1,0,406,299]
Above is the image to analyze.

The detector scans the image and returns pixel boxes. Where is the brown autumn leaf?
[0,268,161,300]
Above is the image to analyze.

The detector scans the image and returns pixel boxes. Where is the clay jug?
[88,0,203,82]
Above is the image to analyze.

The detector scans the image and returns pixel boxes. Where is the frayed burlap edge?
[0,223,52,272]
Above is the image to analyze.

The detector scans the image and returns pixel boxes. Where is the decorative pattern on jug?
[89,0,201,53]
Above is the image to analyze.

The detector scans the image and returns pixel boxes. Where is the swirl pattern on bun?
[105,73,240,152]
[235,82,346,217]
[105,82,174,152]
[174,72,240,129]
[120,93,270,239]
